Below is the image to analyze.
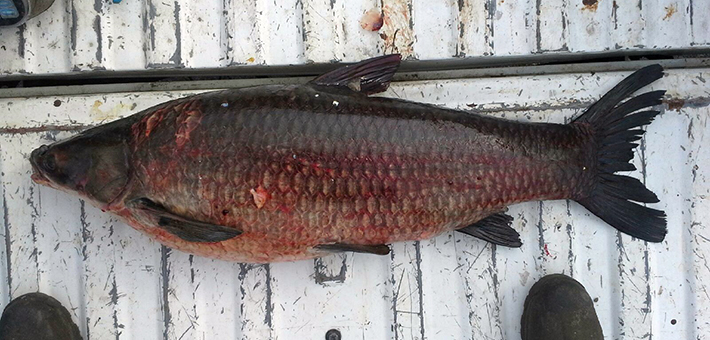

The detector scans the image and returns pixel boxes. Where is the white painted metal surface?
[0,0,709,74]
[0,68,708,339]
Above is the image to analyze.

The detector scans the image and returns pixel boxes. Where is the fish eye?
[42,155,56,171]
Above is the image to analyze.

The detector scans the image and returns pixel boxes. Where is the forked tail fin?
[573,65,667,242]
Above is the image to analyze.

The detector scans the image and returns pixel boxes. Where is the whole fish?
[30,55,667,263]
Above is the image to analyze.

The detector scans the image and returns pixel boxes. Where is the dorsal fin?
[310,54,402,95]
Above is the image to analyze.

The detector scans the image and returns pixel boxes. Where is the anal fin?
[129,198,241,243]
[457,212,522,248]
[315,243,390,255]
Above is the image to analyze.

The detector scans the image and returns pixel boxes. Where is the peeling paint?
[89,101,132,122]
[314,254,347,285]
[380,0,414,57]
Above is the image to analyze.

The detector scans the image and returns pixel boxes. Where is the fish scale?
[122,84,587,262]
[30,55,667,263]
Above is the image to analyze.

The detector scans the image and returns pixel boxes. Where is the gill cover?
[30,118,133,205]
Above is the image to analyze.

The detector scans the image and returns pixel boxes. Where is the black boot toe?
[521,274,603,340]
[0,292,82,340]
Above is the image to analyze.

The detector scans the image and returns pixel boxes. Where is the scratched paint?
[1,0,708,74]
[379,0,415,58]
[0,69,709,339]
[302,0,384,62]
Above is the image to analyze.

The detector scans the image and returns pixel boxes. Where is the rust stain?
[582,0,599,11]
[380,1,414,58]
[663,4,677,20]
[360,9,384,32]
[665,98,685,112]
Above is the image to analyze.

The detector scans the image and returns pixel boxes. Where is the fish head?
[30,131,131,206]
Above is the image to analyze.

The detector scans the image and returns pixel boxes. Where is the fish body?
[30,55,667,263]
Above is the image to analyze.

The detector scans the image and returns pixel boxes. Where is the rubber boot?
[27,0,54,18]
[0,292,82,340]
[0,0,55,27]
[521,274,603,340]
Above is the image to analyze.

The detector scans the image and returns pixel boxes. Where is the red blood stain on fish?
[133,106,170,145]
[360,9,384,31]
[175,109,202,148]
[250,185,270,209]
[146,160,161,173]
[187,147,212,159]
[145,108,166,137]
[278,204,292,214]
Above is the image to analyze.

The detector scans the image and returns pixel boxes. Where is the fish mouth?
[30,171,49,185]
[29,145,50,185]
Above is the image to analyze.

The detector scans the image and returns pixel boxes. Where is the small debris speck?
[360,9,383,31]
[663,4,677,20]
[582,0,598,11]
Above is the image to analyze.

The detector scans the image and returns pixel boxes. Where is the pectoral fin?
[315,243,391,255]
[310,54,401,95]
[457,212,522,248]
[129,198,241,243]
